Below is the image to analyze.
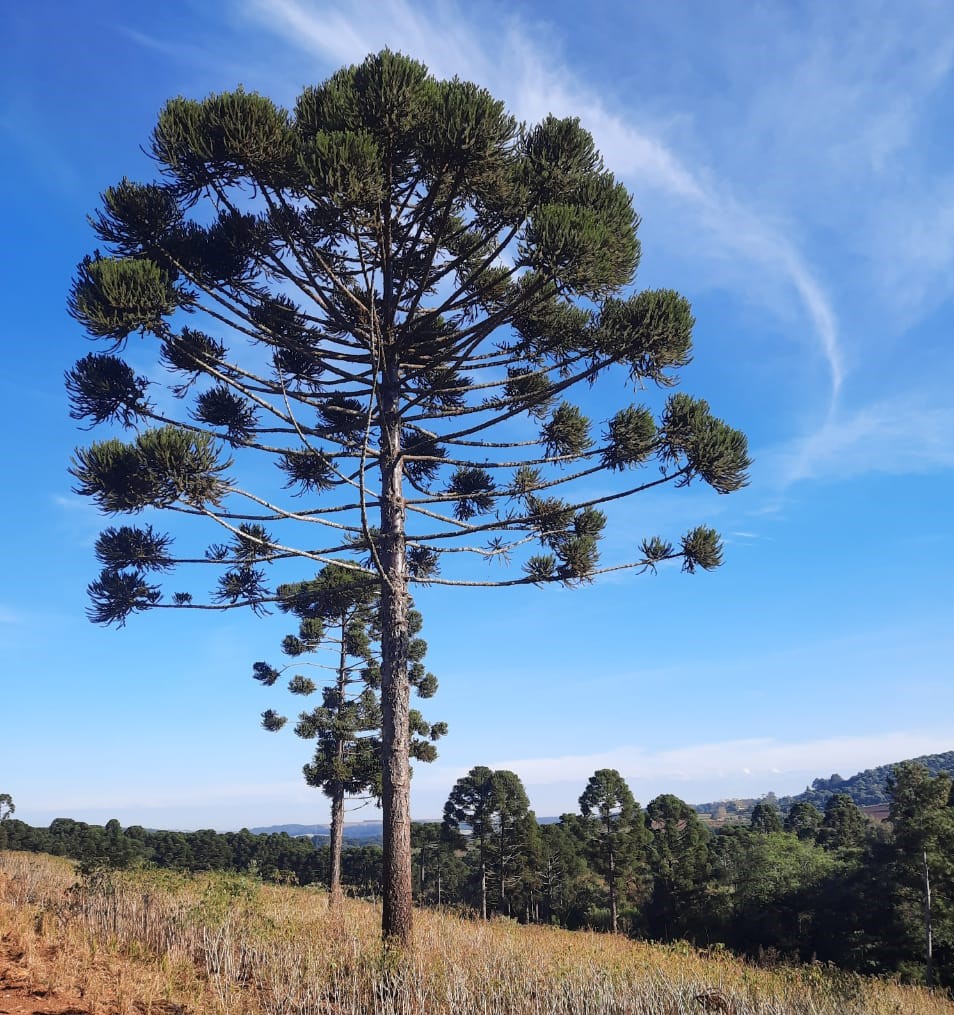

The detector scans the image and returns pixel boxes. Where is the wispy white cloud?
[228,0,954,493]
[24,732,954,826]
[53,493,102,524]
[875,179,954,323]
[485,730,954,804]
[700,2,954,333]
[766,396,954,486]
[114,23,275,86]
[239,0,842,395]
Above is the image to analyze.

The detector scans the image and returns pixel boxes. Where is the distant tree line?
[3,760,953,984]
[0,817,383,893]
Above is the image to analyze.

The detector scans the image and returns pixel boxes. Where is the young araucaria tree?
[253,563,445,904]
[67,50,749,942]
[579,768,648,933]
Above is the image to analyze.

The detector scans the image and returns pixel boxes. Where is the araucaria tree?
[887,763,954,987]
[0,794,15,851]
[66,51,749,942]
[252,563,445,903]
[443,765,499,920]
[443,766,532,919]
[579,768,648,933]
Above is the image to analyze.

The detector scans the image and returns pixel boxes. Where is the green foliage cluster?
[253,562,445,898]
[442,766,535,919]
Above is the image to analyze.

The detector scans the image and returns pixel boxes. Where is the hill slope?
[780,749,954,809]
[694,749,954,818]
[249,819,386,841]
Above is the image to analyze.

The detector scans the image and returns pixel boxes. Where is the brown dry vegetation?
[2,850,952,1015]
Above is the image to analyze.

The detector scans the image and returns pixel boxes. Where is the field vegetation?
[3,850,953,1015]
[6,760,953,987]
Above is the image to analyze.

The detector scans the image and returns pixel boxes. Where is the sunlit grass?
[2,850,951,1014]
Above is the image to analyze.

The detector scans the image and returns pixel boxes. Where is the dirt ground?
[0,930,197,1015]
[0,944,88,1015]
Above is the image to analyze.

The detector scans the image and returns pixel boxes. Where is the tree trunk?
[923,847,934,988]
[378,360,412,944]
[419,842,426,901]
[499,829,507,916]
[329,785,344,906]
[608,845,618,934]
[328,620,348,908]
[480,842,488,920]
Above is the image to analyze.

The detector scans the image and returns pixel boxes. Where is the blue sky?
[2,0,953,831]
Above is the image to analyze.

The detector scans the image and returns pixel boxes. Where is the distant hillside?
[694,749,954,821]
[250,819,389,842]
[255,752,954,837]
[249,816,557,843]
[781,750,954,809]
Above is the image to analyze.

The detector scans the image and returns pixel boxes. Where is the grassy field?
[2,850,952,1015]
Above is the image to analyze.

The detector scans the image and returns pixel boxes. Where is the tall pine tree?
[443,765,498,920]
[579,768,648,933]
[67,50,749,941]
[888,762,954,986]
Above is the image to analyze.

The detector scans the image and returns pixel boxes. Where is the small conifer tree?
[254,563,445,903]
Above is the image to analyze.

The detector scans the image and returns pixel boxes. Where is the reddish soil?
[0,939,191,1015]
[0,943,88,1015]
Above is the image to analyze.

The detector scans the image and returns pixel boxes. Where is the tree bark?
[608,844,618,933]
[329,785,344,906]
[499,828,507,916]
[328,622,348,907]
[378,355,412,944]
[923,847,934,988]
[419,841,426,901]
[480,841,488,920]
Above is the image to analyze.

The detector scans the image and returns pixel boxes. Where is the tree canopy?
[579,768,648,932]
[442,765,519,919]
[66,49,749,941]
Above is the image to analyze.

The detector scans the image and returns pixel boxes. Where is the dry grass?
[2,850,952,1015]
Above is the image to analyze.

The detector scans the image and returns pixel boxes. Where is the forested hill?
[692,750,954,819]
[779,750,954,808]
[250,820,385,842]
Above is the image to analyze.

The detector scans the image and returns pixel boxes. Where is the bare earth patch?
[0,939,88,1015]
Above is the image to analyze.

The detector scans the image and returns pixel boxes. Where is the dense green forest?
[4,757,953,986]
